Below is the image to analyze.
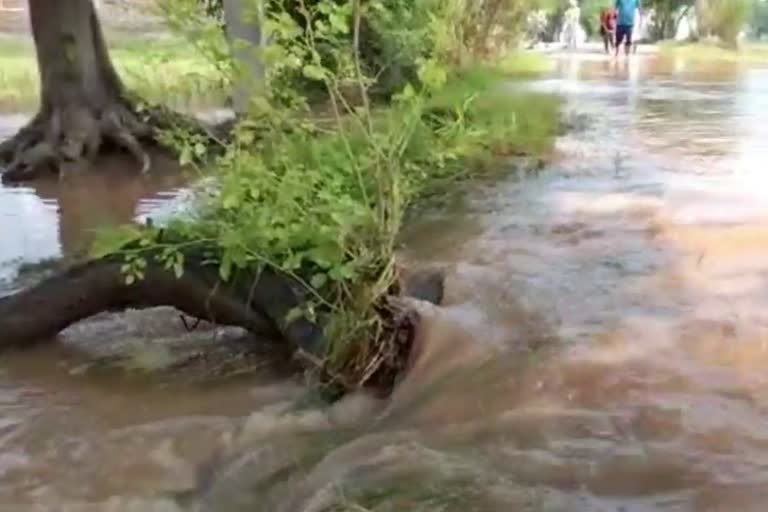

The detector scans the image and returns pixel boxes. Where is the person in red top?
[599,7,617,54]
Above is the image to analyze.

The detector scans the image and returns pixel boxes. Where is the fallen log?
[0,256,323,353]
[0,252,444,391]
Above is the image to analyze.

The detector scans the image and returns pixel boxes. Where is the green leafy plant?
[696,0,750,47]
[99,0,560,393]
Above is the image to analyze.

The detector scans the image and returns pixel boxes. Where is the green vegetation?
[442,0,546,60]
[330,476,490,511]
[0,36,225,112]
[91,0,560,394]
[753,0,768,38]
[646,0,694,40]
[696,0,751,47]
[659,40,768,62]
[578,0,607,39]
[496,52,556,77]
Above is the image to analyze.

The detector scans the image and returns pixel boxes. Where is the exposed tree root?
[0,101,220,184]
[0,101,148,182]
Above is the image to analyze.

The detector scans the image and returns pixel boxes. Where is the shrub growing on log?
[151,1,558,390]
[0,0,561,395]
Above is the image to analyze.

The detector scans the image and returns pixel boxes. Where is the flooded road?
[3,54,768,510]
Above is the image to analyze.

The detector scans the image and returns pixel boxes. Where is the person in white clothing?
[563,0,581,50]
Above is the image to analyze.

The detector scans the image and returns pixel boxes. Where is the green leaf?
[285,306,304,325]
[125,274,136,286]
[173,253,185,279]
[417,58,447,91]
[222,192,240,210]
[305,303,317,323]
[329,13,348,34]
[179,146,193,166]
[89,225,143,259]
[370,1,385,12]
[302,64,327,81]
[308,243,343,268]
[237,129,256,145]
[310,273,328,289]
[219,256,232,282]
[339,264,355,279]
[283,252,303,271]
[329,262,355,282]
[398,83,416,101]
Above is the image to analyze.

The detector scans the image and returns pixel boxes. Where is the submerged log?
[0,253,444,385]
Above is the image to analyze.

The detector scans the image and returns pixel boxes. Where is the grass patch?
[0,36,226,112]
[659,41,768,64]
[413,64,560,201]
[433,65,559,154]
[495,51,556,77]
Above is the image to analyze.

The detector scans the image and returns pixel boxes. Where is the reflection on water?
[0,151,191,288]
[0,110,230,289]
[4,54,768,510]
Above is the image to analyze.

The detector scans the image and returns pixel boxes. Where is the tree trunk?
[222,0,265,115]
[0,250,445,391]
[673,6,692,40]
[0,255,326,353]
[0,0,153,182]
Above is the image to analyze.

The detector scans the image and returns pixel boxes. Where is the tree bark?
[0,255,327,353]
[0,0,153,182]
[222,0,265,115]
[0,250,445,391]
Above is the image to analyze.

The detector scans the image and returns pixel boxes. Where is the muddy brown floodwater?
[3,54,768,511]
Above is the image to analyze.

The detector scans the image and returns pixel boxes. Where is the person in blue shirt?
[614,0,640,57]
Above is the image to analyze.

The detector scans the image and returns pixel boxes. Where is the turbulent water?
[2,54,768,511]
